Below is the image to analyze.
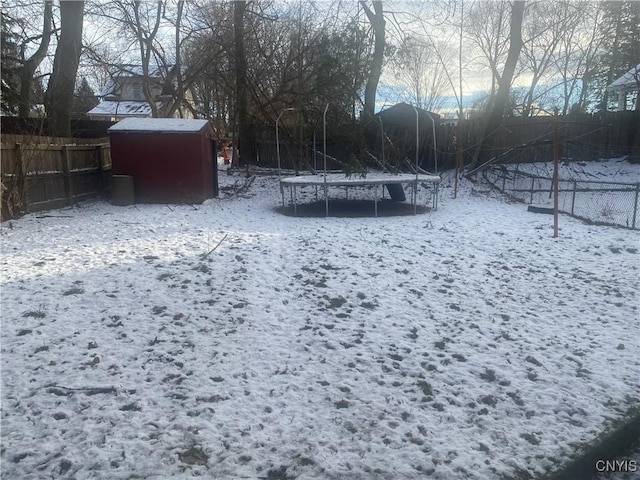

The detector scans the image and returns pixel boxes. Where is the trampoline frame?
[276,103,441,217]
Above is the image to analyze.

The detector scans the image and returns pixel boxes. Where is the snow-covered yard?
[1,162,639,479]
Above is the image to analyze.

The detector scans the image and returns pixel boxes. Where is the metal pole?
[375,184,379,217]
[411,105,419,214]
[530,177,535,204]
[379,116,385,167]
[276,108,297,178]
[276,111,283,179]
[424,111,437,174]
[313,129,318,200]
[313,130,317,172]
[454,124,459,198]
[553,108,559,238]
[411,105,419,176]
[633,183,639,230]
[323,103,329,217]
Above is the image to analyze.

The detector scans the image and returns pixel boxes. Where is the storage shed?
[366,103,441,172]
[108,118,218,204]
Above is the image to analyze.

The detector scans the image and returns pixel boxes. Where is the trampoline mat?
[275,199,431,218]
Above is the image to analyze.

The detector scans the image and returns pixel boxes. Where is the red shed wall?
[110,131,215,203]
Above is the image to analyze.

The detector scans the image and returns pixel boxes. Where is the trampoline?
[277,103,441,217]
[280,172,440,216]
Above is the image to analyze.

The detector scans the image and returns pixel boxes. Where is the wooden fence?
[1,134,111,220]
[250,110,639,173]
[438,111,640,170]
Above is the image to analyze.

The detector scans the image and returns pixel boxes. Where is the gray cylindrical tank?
[111,175,135,206]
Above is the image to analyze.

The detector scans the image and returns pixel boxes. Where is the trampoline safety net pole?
[426,111,438,175]
[277,108,297,207]
[323,103,329,217]
[412,105,419,215]
[276,110,283,205]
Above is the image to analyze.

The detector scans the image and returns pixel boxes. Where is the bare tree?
[471,0,525,168]
[16,1,53,117]
[233,0,249,165]
[132,1,163,117]
[392,35,451,112]
[550,1,603,114]
[464,0,510,114]
[360,0,384,121]
[517,1,573,116]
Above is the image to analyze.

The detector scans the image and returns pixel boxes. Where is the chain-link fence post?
[530,176,535,204]
[571,181,577,215]
[633,183,639,230]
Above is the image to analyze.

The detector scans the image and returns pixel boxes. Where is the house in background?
[607,63,640,111]
[87,64,193,121]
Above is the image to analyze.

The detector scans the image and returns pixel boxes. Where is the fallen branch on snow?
[200,233,229,260]
[46,385,136,396]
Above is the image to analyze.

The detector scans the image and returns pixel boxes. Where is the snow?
[1,160,639,479]
[497,157,639,184]
[87,101,161,118]
[280,173,440,186]
[108,117,210,133]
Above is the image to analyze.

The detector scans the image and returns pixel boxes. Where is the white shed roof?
[607,63,640,92]
[108,118,211,133]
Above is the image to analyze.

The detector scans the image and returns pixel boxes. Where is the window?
[133,83,143,100]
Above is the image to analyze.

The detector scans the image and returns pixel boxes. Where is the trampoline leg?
[375,185,378,217]
[324,185,329,217]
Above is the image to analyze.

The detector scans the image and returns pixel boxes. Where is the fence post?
[15,142,29,212]
[502,169,506,192]
[633,183,639,230]
[530,176,535,204]
[61,145,73,206]
[571,181,577,216]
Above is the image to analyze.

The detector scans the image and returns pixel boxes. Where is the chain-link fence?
[482,165,640,230]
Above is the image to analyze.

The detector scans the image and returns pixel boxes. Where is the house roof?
[108,117,211,133]
[607,63,640,92]
[375,103,441,129]
[87,100,163,118]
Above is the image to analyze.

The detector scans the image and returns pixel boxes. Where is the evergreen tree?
[72,77,98,118]
[1,11,21,115]
[595,1,640,110]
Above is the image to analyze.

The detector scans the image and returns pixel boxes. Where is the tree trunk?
[167,1,185,117]
[360,0,385,122]
[234,0,250,166]
[469,0,525,170]
[489,1,524,126]
[19,1,52,118]
[44,1,84,137]
[133,1,162,118]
